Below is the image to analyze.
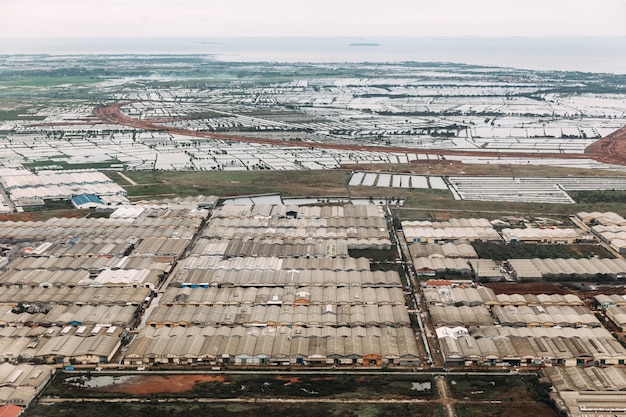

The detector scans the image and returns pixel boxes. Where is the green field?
[113,169,626,218]
[0,76,101,88]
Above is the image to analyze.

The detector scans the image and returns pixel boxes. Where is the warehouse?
[413,258,472,276]
[422,285,497,306]
[492,305,600,328]
[0,286,149,307]
[6,254,171,276]
[438,326,626,367]
[0,169,129,209]
[161,284,403,306]
[0,325,124,365]
[0,363,54,407]
[199,204,392,255]
[145,303,409,328]
[576,211,626,226]
[544,366,626,417]
[170,269,401,288]
[422,285,583,308]
[428,305,492,327]
[121,202,418,367]
[89,269,162,289]
[605,305,626,331]
[508,258,626,281]
[403,226,502,244]
[212,204,385,220]
[123,325,419,366]
[469,259,505,282]
[408,242,477,259]
[501,227,584,244]
[593,294,626,309]
[0,304,137,328]
[32,326,124,364]
[0,213,203,241]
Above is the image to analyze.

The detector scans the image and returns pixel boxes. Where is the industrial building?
[578,211,626,253]
[425,286,623,366]
[123,325,419,367]
[0,204,206,367]
[408,242,478,259]
[197,203,392,257]
[501,227,584,244]
[439,326,626,367]
[122,203,419,367]
[426,286,596,329]
[413,258,472,276]
[508,258,626,281]
[544,366,626,417]
[0,169,129,209]
[402,218,501,244]
[605,305,626,331]
[0,363,54,407]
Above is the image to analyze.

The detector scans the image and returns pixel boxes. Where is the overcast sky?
[1,0,625,38]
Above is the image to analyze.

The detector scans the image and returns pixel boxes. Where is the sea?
[1,36,625,74]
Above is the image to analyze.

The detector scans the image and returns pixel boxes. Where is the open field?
[455,404,557,417]
[24,401,445,417]
[115,169,626,217]
[121,170,351,198]
[471,242,615,261]
[345,161,626,178]
[25,372,557,417]
[43,373,437,400]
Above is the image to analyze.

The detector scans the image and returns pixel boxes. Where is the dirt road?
[92,102,625,165]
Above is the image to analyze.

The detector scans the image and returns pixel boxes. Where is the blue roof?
[71,194,103,205]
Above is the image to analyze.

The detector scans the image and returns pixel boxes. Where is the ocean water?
[1,37,625,74]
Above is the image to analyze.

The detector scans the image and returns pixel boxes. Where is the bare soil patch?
[104,375,226,394]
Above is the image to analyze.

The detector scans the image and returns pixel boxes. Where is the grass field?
[114,169,626,218]
[120,170,351,198]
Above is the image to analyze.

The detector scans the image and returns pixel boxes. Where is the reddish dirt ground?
[104,375,226,394]
[0,210,87,222]
[486,282,573,295]
[585,124,626,165]
[275,376,301,385]
[91,103,623,164]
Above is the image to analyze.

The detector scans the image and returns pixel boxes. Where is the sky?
[1,0,625,39]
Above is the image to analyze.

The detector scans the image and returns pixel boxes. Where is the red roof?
[0,405,22,417]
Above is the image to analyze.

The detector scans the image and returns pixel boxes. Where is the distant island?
[349,42,380,47]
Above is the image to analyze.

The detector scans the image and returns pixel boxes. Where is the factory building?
[123,203,419,367]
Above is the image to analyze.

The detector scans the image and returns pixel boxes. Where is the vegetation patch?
[23,401,445,417]
[44,373,436,400]
[569,190,626,204]
[472,242,614,260]
[455,404,558,417]
[448,375,548,403]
